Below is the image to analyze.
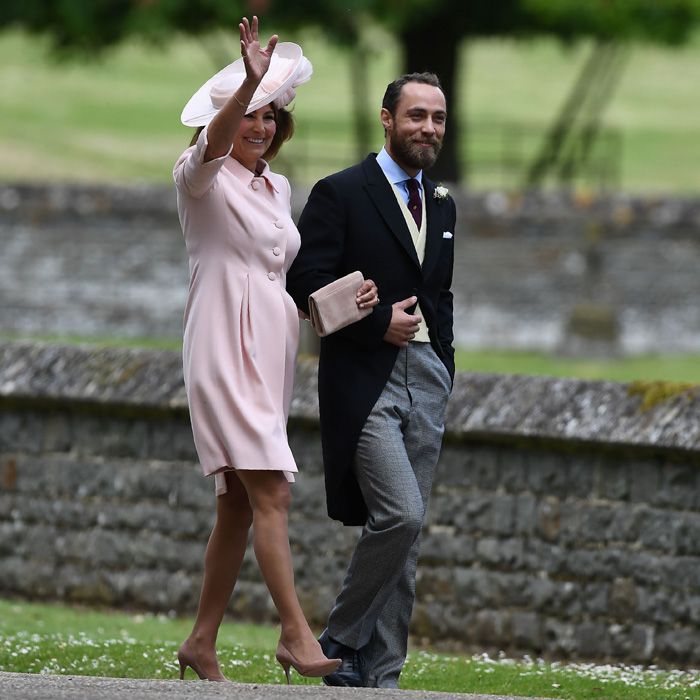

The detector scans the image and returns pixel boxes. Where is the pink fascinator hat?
[181,42,313,127]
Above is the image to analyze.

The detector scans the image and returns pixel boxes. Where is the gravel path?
[0,672,553,700]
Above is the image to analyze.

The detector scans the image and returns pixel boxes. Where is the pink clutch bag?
[308,271,372,337]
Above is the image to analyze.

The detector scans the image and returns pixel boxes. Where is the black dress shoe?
[318,629,364,687]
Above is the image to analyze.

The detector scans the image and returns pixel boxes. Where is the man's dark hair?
[381,72,444,116]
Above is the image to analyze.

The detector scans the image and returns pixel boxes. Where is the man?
[286,72,455,688]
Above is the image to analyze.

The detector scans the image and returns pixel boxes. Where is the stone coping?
[0,342,188,412]
[2,183,700,233]
[446,371,700,453]
[1,341,699,455]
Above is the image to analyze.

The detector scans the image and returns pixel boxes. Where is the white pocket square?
[442,231,453,239]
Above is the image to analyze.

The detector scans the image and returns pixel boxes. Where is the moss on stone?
[628,380,699,411]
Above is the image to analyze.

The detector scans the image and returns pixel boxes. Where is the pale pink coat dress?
[173,127,300,495]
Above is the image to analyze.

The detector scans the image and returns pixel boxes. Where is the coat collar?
[421,177,444,280]
[224,156,279,193]
[362,153,443,277]
[362,154,419,269]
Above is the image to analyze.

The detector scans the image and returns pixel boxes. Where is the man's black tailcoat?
[286,154,456,525]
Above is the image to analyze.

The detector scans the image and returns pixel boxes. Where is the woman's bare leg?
[181,472,252,678]
[236,470,325,662]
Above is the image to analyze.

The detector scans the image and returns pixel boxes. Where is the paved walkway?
[0,672,552,700]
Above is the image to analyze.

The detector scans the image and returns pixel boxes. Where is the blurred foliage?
[0,1,246,53]
[1,0,699,55]
[1,0,698,181]
[522,0,700,44]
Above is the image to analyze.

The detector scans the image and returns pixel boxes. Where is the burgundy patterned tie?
[406,178,422,229]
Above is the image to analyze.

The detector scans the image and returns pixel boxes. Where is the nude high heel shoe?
[177,640,227,682]
[275,641,342,685]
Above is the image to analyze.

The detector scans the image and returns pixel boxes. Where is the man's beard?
[389,129,442,171]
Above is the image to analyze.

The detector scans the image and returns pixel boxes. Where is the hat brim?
[181,42,304,127]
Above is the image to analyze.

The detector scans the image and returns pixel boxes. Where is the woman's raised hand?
[239,16,278,84]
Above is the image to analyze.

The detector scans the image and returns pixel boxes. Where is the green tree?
[372,0,700,181]
[0,1,247,53]
[2,0,699,182]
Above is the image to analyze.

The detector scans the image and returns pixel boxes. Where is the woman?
[173,17,378,683]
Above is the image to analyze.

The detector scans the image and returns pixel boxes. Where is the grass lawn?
[454,349,700,384]
[0,27,699,192]
[1,600,699,698]
[3,331,700,384]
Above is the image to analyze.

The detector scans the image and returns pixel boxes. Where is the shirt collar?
[376,147,423,188]
[224,156,279,193]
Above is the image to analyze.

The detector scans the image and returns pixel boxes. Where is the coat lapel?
[421,177,444,280]
[361,155,421,271]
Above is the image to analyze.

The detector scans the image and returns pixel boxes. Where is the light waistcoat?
[387,177,430,343]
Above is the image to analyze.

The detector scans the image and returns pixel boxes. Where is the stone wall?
[2,183,700,353]
[2,342,700,664]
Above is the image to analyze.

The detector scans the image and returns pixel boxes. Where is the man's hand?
[383,296,421,348]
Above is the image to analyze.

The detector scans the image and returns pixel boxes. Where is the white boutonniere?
[433,185,449,201]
